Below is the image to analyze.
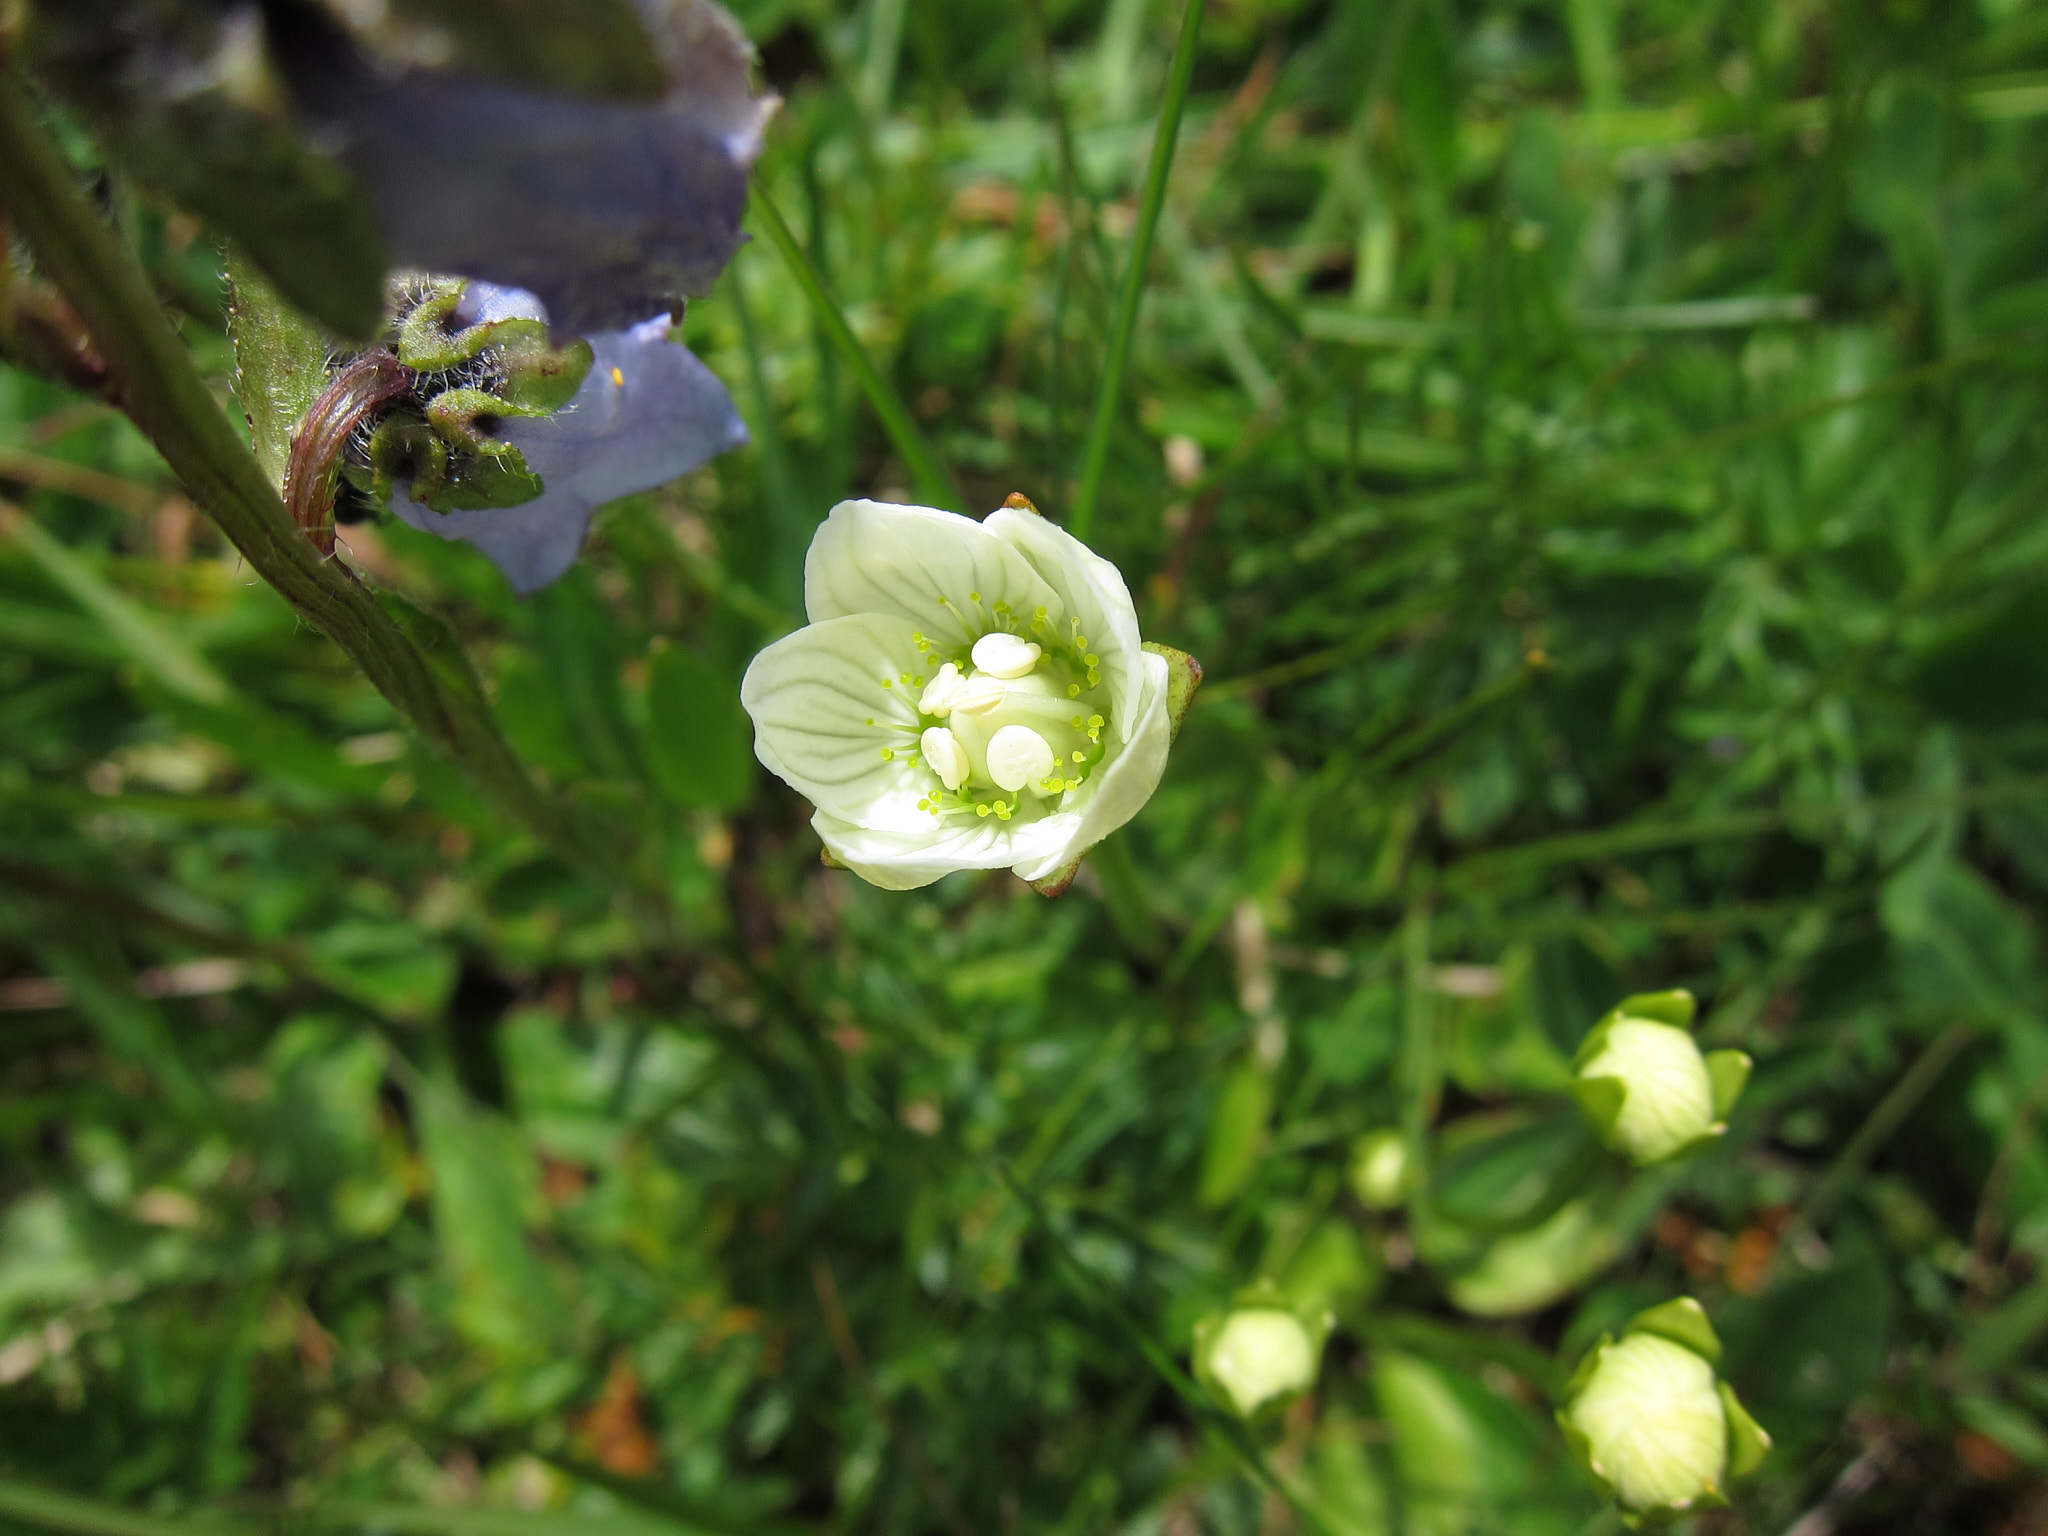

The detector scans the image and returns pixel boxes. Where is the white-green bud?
[1572,991,1750,1165]
[1347,1129,1407,1210]
[1192,1284,1331,1418]
[1559,1298,1770,1519]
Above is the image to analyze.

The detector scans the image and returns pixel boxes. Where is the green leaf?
[1720,1382,1772,1478]
[1374,1352,1480,1518]
[1705,1049,1752,1120]
[412,1078,564,1361]
[1431,1103,1600,1233]
[226,248,333,494]
[642,646,755,811]
[1446,1198,1621,1318]
[1624,1297,1722,1363]
[1198,1059,1273,1207]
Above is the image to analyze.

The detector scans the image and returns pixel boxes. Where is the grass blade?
[0,1479,253,1536]
[747,192,964,512]
[1069,0,1206,541]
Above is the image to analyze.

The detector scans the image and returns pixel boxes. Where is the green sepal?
[1720,1381,1772,1477]
[397,279,475,370]
[1642,1125,1727,1166]
[397,279,594,414]
[1028,856,1082,898]
[1612,989,1696,1029]
[495,334,594,414]
[1143,641,1204,743]
[1623,1297,1721,1364]
[418,450,545,514]
[1705,1049,1752,1120]
[366,417,446,504]
[1572,1074,1627,1143]
[1559,1332,1613,1405]
[1571,1013,1617,1071]
[426,387,549,452]
[226,248,334,494]
[364,415,544,513]
[1553,1405,1613,1501]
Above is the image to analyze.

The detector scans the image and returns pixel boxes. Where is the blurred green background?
[6,0,2048,1530]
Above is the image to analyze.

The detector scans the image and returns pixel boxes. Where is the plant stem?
[1068,0,1207,541]
[749,190,964,512]
[0,73,591,877]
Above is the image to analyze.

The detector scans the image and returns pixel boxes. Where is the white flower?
[1204,1311,1316,1416]
[1347,1129,1407,1210]
[1567,1335,1726,1512]
[1558,1297,1771,1518]
[741,498,1199,891]
[1578,1018,1714,1163]
[1572,990,1751,1165]
[1191,1289,1330,1418]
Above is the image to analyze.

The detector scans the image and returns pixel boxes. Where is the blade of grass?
[747,192,964,512]
[0,499,230,704]
[0,442,161,514]
[1069,0,1207,541]
[0,1478,254,1536]
[1447,773,2048,887]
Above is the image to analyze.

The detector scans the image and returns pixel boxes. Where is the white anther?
[971,632,1043,679]
[919,663,965,717]
[920,727,970,791]
[950,673,1007,716]
[986,725,1056,794]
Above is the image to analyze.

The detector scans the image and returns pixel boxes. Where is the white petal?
[1007,649,1172,882]
[984,505,1144,718]
[813,807,1070,891]
[971,632,1042,678]
[987,724,1056,793]
[739,613,931,828]
[804,500,1064,649]
[921,726,970,791]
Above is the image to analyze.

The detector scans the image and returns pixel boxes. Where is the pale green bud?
[1569,1335,1724,1511]
[1191,1284,1331,1418]
[1572,991,1750,1165]
[1559,1298,1770,1520]
[1347,1129,1407,1210]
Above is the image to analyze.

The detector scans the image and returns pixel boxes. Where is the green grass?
[5,0,2048,1532]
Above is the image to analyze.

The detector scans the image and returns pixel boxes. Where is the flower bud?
[1347,1130,1407,1210]
[1192,1284,1331,1418]
[1559,1298,1769,1519]
[1571,991,1750,1165]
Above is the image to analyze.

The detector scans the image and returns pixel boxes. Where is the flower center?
[885,605,1111,822]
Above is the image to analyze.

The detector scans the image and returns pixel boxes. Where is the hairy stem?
[284,351,410,554]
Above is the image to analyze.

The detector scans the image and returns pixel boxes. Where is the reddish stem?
[282,351,410,555]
